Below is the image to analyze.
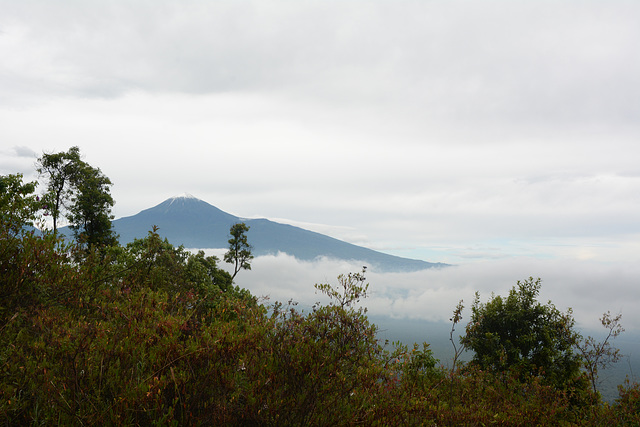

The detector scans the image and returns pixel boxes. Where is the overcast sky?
[2,1,639,328]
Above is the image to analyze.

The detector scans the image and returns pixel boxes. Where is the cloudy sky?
[2,1,639,329]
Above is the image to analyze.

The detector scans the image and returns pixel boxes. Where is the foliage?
[36,146,82,232]
[36,146,117,249]
[67,161,118,249]
[117,226,252,315]
[0,174,42,235]
[371,364,582,426]
[461,277,585,391]
[578,311,625,395]
[0,173,70,323]
[253,271,385,425]
[0,224,256,424]
[0,224,74,326]
[613,379,640,425]
[224,222,253,279]
[315,267,368,308]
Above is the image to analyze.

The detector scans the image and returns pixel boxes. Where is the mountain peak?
[170,192,198,201]
[164,193,205,209]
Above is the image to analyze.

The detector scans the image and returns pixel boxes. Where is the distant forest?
[2,148,639,424]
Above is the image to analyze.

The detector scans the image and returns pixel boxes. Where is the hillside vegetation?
[2,150,640,425]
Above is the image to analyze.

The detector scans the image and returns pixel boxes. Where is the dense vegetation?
[2,150,640,425]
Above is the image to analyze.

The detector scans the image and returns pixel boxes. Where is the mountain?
[72,195,446,272]
[113,195,238,249]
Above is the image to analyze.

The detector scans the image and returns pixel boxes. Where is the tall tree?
[36,146,82,232]
[67,161,117,248]
[224,222,253,280]
[37,147,117,248]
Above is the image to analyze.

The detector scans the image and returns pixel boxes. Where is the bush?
[461,277,585,392]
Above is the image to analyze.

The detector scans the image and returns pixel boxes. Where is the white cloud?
[225,254,640,332]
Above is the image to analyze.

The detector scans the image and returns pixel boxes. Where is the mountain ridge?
[68,195,447,272]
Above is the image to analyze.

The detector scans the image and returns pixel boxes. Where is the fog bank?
[198,250,640,332]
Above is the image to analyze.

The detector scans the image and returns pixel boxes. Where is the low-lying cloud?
[201,250,640,332]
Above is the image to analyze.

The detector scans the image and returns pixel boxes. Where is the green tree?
[224,222,253,280]
[461,277,584,390]
[119,227,251,310]
[186,250,234,293]
[37,147,117,249]
[36,146,82,232]
[67,161,117,248]
[0,174,42,235]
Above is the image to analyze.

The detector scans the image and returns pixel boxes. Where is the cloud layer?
[221,253,640,332]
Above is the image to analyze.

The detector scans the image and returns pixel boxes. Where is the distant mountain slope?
[71,195,446,272]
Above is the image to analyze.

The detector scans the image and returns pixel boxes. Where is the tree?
[67,161,117,248]
[120,226,248,300]
[0,174,42,235]
[224,222,253,280]
[187,250,234,294]
[577,311,624,395]
[36,146,82,232]
[461,277,583,390]
[37,147,117,248]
